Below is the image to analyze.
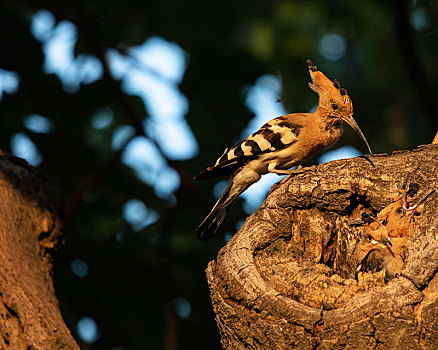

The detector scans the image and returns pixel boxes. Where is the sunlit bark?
[207,144,438,349]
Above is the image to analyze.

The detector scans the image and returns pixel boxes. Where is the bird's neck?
[317,114,344,146]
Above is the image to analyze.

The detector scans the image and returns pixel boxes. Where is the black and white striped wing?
[194,115,303,180]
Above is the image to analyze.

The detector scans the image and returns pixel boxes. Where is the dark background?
[0,0,436,349]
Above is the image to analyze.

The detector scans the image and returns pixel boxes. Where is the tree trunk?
[206,144,438,349]
[0,154,79,349]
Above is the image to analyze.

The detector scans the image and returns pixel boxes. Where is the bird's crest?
[306,59,352,117]
[306,59,372,154]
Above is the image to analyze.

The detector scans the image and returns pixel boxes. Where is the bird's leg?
[268,164,305,176]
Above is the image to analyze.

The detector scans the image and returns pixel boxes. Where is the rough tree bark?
[0,154,79,349]
[206,144,438,349]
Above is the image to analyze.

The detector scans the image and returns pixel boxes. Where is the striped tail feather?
[196,182,235,241]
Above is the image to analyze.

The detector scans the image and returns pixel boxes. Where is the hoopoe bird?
[354,183,434,278]
[195,60,373,241]
[354,229,406,279]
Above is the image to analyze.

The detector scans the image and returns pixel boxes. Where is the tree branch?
[207,144,438,349]
[0,154,79,348]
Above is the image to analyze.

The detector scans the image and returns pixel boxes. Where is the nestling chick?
[355,231,408,279]
[355,183,435,279]
[195,60,373,241]
[375,182,434,238]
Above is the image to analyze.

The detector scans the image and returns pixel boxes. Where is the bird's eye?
[397,208,404,217]
[331,103,338,110]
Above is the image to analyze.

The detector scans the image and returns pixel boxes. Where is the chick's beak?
[379,237,392,247]
[342,115,373,155]
[379,236,396,257]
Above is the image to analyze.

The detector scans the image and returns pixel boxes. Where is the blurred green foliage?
[0,0,436,349]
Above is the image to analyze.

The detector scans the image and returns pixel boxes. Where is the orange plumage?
[195,60,372,241]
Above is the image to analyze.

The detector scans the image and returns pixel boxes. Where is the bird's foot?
[269,165,308,176]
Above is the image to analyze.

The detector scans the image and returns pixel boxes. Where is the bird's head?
[363,225,392,248]
[357,228,395,260]
[307,59,372,155]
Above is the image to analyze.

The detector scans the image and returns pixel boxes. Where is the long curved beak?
[342,115,373,155]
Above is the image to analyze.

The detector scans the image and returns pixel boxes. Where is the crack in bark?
[207,145,438,349]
